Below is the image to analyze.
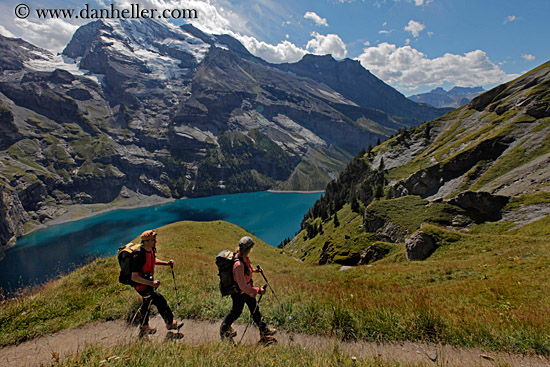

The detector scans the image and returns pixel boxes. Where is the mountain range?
[286,61,550,265]
[408,86,485,108]
[0,19,449,253]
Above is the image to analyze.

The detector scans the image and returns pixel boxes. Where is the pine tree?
[374,183,384,198]
[334,211,340,227]
[378,157,385,171]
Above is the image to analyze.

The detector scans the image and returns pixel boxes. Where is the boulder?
[406,230,437,261]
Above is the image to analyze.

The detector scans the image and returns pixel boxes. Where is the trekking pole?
[256,265,281,301]
[170,262,181,307]
[256,265,292,322]
[130,296,152,334]
[238,284,267,345]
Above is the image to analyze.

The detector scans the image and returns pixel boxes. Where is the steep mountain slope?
[286,61,550,264]
[409,86,484,108]
[0,19,449,250]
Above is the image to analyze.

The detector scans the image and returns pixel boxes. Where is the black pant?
[137,288,174,326]
[222,292,265,329]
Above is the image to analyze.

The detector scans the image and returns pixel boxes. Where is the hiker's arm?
[131,272,160,288]
[155,259,174,266]
[233,262,259,297]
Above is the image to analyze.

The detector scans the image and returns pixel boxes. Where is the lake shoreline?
[20,190,177,240]
[36,189,323,231]
[11,189,323,249]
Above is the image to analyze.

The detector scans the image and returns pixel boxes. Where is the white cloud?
[12,18,79,53]
[356,43,519,92]
[504,15,517,24]
[411,0,433,5]
[306,32,347,59]
[238,34,306,63]
[304,11,328,27]
[404,20,425,38]
[0,24,16,38]
[522,54,536,61]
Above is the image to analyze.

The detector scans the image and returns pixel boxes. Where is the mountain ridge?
[0,19,449,251]
[409,86,485,108]
[286,60,550,265]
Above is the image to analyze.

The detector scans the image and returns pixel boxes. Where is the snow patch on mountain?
[24,51,105,84]
[105,19,210,64]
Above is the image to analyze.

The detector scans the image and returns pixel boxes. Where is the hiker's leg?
[222,293,246,327]
[243,294,276,337]
[137,291,154,326]
[150,290,174,325]
[243,294,262,326]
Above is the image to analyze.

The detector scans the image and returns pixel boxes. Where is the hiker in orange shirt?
[220,236,276,343]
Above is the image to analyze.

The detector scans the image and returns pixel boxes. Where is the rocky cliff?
[286,61,550,265]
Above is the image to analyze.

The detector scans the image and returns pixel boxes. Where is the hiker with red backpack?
[130,230,182,336]
[219,236,277,344]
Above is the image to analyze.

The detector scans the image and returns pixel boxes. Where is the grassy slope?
[2,219,550,359]
[52,342,424,367]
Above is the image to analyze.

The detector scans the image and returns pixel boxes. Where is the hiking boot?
[260,326,277,337]
[220,324,237,339]
[166,320,184,330]
[258,335,277,346]
[139,324,157,337]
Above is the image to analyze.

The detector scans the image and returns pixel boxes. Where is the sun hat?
[140,230,157,241]
[238,236,255,250]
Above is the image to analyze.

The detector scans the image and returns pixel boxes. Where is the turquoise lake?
[0,191,321,296]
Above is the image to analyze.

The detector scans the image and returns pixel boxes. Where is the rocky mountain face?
[409,86,485,108]
[286,62,550,265]
[0,19,449,251]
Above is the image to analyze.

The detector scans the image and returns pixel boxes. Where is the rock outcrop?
[448,192,509,223]
[0,187,29,258]
[358,243,390,265]
[406,231,437,261]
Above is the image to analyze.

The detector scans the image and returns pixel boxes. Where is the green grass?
[50,341,425,367]
[287,205,376,265]
[2,220,550,356]
[366,196,467,233]
[507,192,550,210]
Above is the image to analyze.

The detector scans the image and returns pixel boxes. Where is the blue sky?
[0,0,548,95]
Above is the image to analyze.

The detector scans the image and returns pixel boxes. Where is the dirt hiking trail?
[1,316,548,367]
